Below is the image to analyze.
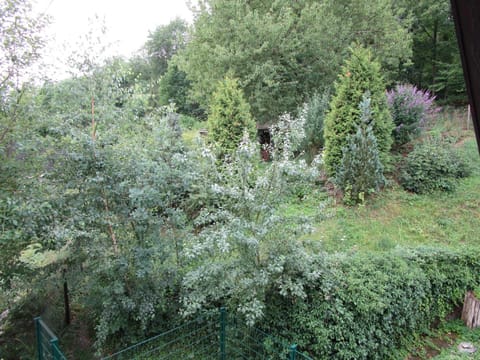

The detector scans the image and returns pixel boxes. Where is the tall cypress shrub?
[335,93,386,204]
[207,76,256,157]
[324,45,394,176]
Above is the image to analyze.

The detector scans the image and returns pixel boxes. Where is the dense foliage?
[265,247,480,359]
[145,18,189,78]
[183,114,322,323]
[401,0,466,103]
[387,84,439,147]
[298,90,330,163]
[335,94,386,205]
[178,0,411,123]
[158,64,200,117]
[0,0,48,92]
[0,0,475,358]
[324,46,394,176]
[400,137,470,193]
[139,18,189,105]
[206,76,256,157]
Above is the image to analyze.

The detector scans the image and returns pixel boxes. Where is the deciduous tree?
[178,0,411,123]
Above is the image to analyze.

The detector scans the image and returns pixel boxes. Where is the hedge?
[264,247,480,359]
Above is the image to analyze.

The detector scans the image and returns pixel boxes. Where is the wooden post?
[468,105,471,130]
[461,291,480,328]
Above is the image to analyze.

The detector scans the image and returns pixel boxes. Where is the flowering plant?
[182,113,322,324]
[387,84,439,147]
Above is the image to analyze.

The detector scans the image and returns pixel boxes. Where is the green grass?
[278,187,330,219]
[180,116,207,146]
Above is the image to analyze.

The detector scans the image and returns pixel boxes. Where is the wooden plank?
[461,291,480,329]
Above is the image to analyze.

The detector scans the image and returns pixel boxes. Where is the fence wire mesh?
[35,317,68,360]
[101,312,218,360]
[101,308,314,360]
[36,309,312,359]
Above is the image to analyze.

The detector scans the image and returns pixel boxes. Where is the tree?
[298,90,330,163]
[0,0,48,93]
[178,0,411,123]
[326,0,412,81]
[158,63,202,117]
[135,18,188,107]
[335,93,386,204]
[0,0,49,189]
[207,76,256,157]
[323,45,394,177]
[182,114,321,324]
[15,91,193,352]
[400,0,465,103]
[0,0,49,292]
[0,17,193,353]
[145,18,189,78]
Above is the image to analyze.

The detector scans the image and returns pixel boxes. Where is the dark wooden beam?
[450,0,480,153]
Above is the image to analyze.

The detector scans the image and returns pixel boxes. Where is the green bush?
[182,113,321,325]
[179,114,202,130]
[335,94,385,205]
[264,247,480,359]
[299,90,330,163]
[206,76,256,157]
[324,45,394,177]
[400,138,471,194]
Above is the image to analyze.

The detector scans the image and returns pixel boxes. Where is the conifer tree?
[324,45,394,176]
[335,93,386,204]
[207,76,256,157]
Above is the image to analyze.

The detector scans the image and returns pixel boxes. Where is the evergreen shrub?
[324,45,394,176]
[264,247,480,359]
[400,138,470,194]
[299,90,330,163]
[335,94,385,204]
[206,76,256,157]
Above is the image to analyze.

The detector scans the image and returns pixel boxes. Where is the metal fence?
[101,312,218,360]
[102,308,314,360]
[35,308,313,359]
[34,317,67,360]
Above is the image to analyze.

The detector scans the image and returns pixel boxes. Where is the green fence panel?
[35,309,313,359]
[35,317,68,360]
[291,344,314,360]
[101,312,218,360]
[102,308,314,360]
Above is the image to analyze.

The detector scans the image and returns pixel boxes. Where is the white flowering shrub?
[182,114,322,324]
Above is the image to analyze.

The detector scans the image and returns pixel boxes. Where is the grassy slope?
[298,138,480,253]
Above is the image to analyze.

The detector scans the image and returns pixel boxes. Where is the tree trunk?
[461,291,480,328]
